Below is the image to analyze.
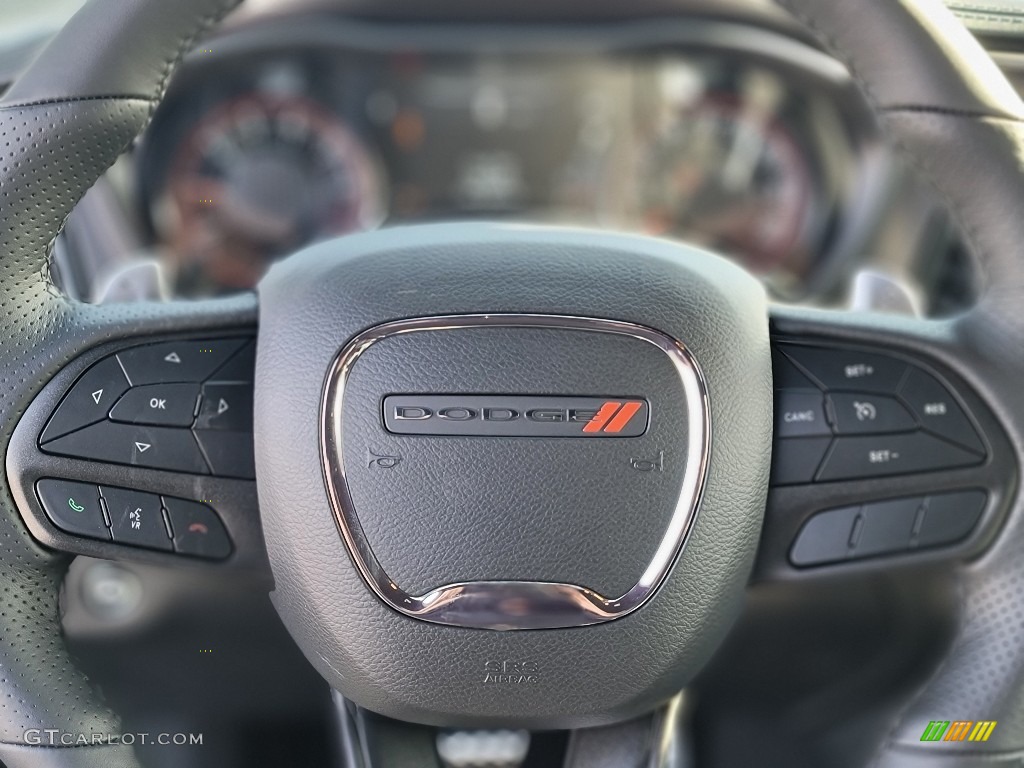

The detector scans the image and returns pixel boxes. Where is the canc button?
[775,391,830,438]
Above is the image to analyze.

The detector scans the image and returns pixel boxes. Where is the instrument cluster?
[136,19,889,299]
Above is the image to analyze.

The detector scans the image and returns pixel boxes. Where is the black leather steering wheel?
[1,1,1023,767]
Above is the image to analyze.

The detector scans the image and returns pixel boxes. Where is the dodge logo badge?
[382,395,649,437]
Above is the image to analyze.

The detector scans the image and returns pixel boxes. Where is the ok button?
[109,383,199,427]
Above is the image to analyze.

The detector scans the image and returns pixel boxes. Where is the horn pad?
[255,223,771,728]
[326,315,707,630]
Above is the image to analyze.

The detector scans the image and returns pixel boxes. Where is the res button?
[898,368,985,455]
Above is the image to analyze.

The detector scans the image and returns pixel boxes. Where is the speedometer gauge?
[158,94,384,296]
[636,96,814,276]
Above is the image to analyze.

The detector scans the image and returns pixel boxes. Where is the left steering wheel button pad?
[39,337,255,477]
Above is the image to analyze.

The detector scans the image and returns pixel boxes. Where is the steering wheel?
[0,0,1022,766]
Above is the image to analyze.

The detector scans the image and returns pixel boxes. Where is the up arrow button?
[116,338,247,385]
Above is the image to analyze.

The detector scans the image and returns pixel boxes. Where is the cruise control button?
[40,356,130,443]
[206,340,255,383]
[917,490,986,548]
[817,433,983,481]
[791,506,860,566]
[828,393,916,435]
[164,498,232,559]
[775,391,830,438]
[116,338,248,386]
[770,437,831,485]
[898,368,985,455]
[781,345,907,394]
[193,429,255,479]
[101,486,171,551]
[195,384,253,431]
[36,479,109,540]
[109,383,199,427]
[853,497,920,558]
[42,421,209,474]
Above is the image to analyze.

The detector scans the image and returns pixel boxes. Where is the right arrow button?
[196,383,253,431]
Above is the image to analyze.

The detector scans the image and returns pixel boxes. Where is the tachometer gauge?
[158,94,384,296]
[636,96,814,276]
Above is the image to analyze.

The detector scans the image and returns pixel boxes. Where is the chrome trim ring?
[319,314,711,631]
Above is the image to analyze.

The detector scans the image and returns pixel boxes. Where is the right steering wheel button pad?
[39,337,255,479]
[771,342,987,485]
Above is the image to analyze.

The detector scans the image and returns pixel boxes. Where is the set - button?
[771,343,986,485]
[35,478,231,560]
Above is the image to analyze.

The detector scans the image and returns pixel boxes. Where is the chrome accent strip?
[319,314,711,631]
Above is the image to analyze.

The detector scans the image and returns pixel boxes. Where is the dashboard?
[26,6,973,311]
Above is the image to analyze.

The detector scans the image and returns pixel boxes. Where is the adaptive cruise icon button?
[828,393,916,435]
[382,395,649,437]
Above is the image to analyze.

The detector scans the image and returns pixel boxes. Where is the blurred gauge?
[159,94,384,296]
[636,96,813,276]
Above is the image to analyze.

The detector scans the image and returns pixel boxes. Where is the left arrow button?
[40,356,130,443]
